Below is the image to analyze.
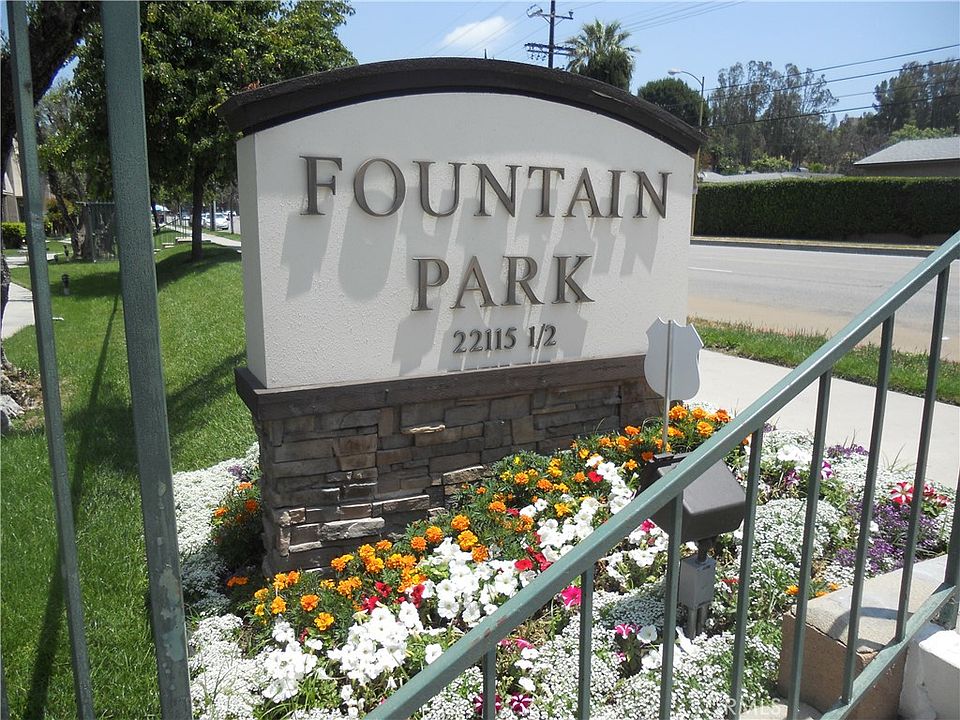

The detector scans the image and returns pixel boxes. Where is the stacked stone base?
[236,355,659,575]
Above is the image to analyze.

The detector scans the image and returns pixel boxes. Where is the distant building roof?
[853,137,960,167]
[700,170,841,183]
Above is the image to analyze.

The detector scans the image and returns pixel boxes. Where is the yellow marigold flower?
[554,483,569,493]
[314,612,335,631]
[548,466,562,478]
[513,455,522,465]
[691,407,707,420]
[386,553,405,570]
[213,506,228,518]
[300,594,320,612]
[554,503,571,517]
[254,587,269,602]
[451,515,470,531]
[653,438,664,451]
[488,500,507,513]
[331,554,354,573]
[236,481,253,491]
[500,470,513,481]
[244,498,259,513]
[286,571,300,586]
[815,590,827,598]
[226,575,248,588]
[828,582,839,591]
[254,603,265,617]
[528,469,539,478]
[273,573,288,591]
[625,459,638,471]
[411,536,427,552]
[573,471,586,483]
[786,585,800,596]
[425,526,444,544]
[514,471,529,486]
[578,448,590,459]
[536,479,553,491]
[472,544,489,563]
[624,425,641,436]
[669,405,688,421]
[270,596,287,615]
[697,421,714,438]
[457,530,478,551]
[357,543,376,559]
[320,579,335,590]
[376,540,393,552]
[364,556,385,574]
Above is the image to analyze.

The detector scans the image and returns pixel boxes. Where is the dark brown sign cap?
[218,58,704,155]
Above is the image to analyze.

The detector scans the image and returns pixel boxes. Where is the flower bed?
[175,407,954,720]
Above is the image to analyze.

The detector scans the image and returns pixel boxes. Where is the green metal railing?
[369,231,959,720]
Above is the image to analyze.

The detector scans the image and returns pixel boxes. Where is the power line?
[623,1,742,34]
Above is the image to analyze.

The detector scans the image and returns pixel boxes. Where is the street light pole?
[669,68,706,236]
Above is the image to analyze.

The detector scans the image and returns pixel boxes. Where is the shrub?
[209,470,264,570]
[750,153,791,172]
[695,177,960,239]
[1,222,26,249]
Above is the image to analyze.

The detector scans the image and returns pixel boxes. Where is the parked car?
[215,212,231,230]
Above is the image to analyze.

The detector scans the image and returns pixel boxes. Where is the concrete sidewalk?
[694,350,959,491]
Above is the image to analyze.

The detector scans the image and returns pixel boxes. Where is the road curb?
[692,236,938,258]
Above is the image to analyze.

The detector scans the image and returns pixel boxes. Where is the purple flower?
[473,694,502,715]
[614,623,635,638]
[509,694,533,716]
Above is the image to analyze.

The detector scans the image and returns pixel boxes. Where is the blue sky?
[337,1,960,118]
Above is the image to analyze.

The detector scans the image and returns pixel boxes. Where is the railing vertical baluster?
[659,495,684,720]
[897,268,950,641]
[7,3,95,717]
[482,648,497,720]
[787,372,832,720]
[937,490,960,630]
[577,566,595,720]
[728,427,765,719]
[841,315,895,702]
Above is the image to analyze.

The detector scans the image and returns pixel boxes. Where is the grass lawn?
[693,317,960,405]
[1,244,253,718]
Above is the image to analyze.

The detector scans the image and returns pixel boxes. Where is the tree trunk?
[1,254,11,370]
[47,167,80,256]
[190,162,204,261]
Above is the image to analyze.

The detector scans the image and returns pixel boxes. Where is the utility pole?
[525,2,574,69]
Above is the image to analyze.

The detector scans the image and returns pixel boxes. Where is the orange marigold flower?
[696,421,714,438]
[425,526,444,544]
[213,506,228,518]
[300,594,320,612]
[516,515,534,533]
[286,571,300,586]
[641,451,655,462]
[668,425,683,437]
[411,536,427,552]
[376,540,393,552]
[314,612,335,631]
[616,436,630,451]
[457,530,478,551]
[401,554,417,569]
[472,544,489,563]
[573,471,586,483]
[488,500,507,514]
[815,590,827,598]
[364,557,385,574]
[331,554,353,573]
[625,425,641,436]
[669,405,688,420]
[828,582,839,591]
[599,437,613,448]
[386,553,405,570]
[514,472,529,486]
[554,502,571,517]
[236,481,253,491]
[357,544,376,559]
[244,499,259,513]
[270,596,287,615]
[337,577,361,597]
[476,487,488,495]
[254,587,269,602]
[273,573,288,591]
[691,407,707,420]
[786,585,800,596]
[536,479,553,491]
[226,575,248,588]
[451,515,470,532]
[716,409,731,423]
[625,459,638,471]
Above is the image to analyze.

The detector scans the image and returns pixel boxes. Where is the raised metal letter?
[355,158,406,217]
[474,164,519,217]
[635,171,670,218]
[417,161,463,217]
[302,156,342,215]
[452,256,497,309]
[608,169,624,218]
[563,167,602,218]
[504,256,543,306]
[528,166,565,217]
[553,255,594,304]
[413,257,450,311]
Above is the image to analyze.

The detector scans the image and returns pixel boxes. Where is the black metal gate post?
[100,3,191,715]
[6,3,95,717]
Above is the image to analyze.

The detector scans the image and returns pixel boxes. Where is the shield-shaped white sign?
[645,319,703,400]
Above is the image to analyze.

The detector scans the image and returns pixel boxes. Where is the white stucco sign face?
[224,60,699,389]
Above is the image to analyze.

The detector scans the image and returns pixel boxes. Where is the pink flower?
[473,694,502,715]
[640,519,657,533]
[559,585,581,609]
[509,694,533,716]
[614,623,635,638]
[890,481,913,505]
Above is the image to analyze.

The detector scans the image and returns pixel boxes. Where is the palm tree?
[565,20,638,92]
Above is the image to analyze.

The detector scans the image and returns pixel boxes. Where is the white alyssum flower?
[189,614,262,720]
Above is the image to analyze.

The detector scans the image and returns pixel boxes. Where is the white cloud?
[441,17,509,50]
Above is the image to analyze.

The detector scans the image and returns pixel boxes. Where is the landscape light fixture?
[639,453,746,637]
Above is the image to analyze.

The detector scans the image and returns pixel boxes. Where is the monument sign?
[221,59,701,572]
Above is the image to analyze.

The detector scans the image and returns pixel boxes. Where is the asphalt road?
[687,244,960,360]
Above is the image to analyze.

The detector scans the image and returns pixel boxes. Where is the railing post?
[6,3,95,716]
[659,495,684,720]
[577,565,594,720]
[100,3,191,716]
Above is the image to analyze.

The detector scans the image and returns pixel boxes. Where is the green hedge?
[694,177,960,240]
[1,222,26,249]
